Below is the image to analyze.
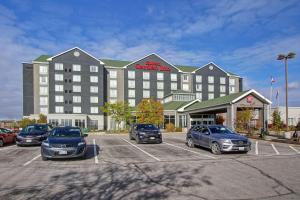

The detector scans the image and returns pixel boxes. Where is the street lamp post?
[277,52,296,132]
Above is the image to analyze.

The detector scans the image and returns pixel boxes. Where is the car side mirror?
[83,133,88,137]
[204,131,210,135]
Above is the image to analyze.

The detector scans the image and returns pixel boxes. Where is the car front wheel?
[211,142,221,155]
[0,139,4,147]
[187,137,195,148]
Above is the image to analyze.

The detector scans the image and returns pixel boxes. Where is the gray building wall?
[23,63,34,116]
[48,48,105,115]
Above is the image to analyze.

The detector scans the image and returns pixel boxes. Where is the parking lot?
[0,133,300,200]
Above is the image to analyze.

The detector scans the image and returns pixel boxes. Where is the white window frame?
[55,74,63,81]
[73,75,81,82]
[196,92,202,100]
[110,80,117,88]
[220,77,226,84]
[157,72,164,81]
[157,82,164,90]
[55,85,64,92]
[40,107,48,114]
[143,72,150,80]
[90,86,98,93]
[40,97,48,106]
[143,81,150,89]
[109,70,117,79]
[39,65,48,74]
[208,76,214,84]
[90,76,98,83]
[157,91,164,99]
[196,84,202,92]
[171,73,177,81]
[220,85,226,93]
[229,78,236,86]
[72,64,81,72]
[90,107,99,114]
[128,71,135,79]
[171,82,177,90]
[55,106,64,113]
[73,96,81,103]
[208,93,214,99]
[110,89,117,98]
[40,86,48,95]
[196,75,202,83]
[208,85,214,92]
[183,75,189,82]
[73,85,81,93]
[90,65,98,72]
[128,80,135,88]
[73,106,81,114]
[39,76,48,85]
[128,90,135,98]
[143,90,150,98]
[229,86,236,93]
[55,95,64,103]
[182,83,189,91]
[128,99,135,107]
[90,96,98,103]
[55,63,63,71]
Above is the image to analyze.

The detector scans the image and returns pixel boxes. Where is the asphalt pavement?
[0,133,300,200]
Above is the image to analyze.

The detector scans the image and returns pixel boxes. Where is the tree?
[272,110,282,131]
[19,118,36,128]
[136,99,164,126]
[37,114,47,123]
[236,108,253,131]
[101,101,133,130]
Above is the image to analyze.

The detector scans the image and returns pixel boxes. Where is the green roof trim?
[163,101,191,110]
[175,65,197,72]
[34,55,51,62]
[184,90,250,111]
[100,59,132,68]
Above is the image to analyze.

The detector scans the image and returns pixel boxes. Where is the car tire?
[0,139,3,147]
[187,137,195,148]
[157,139,162,144]
[42,155,48,161]
[211,142,221,155]
[136,137,141,144]
[129,134,134,140]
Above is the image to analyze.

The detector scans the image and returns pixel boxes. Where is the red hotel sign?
[135,61,171,71]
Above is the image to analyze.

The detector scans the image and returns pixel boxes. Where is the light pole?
[277,52,296,132]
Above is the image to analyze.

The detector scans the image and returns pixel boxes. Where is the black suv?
[16,124,51,146]
[129,124,162,144]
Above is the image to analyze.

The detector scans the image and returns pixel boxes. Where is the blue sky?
[0,0,299,119]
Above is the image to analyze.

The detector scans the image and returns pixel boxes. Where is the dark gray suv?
[186,125,251,154]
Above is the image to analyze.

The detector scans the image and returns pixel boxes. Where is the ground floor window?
[88,120,98,130]
[49,119,59,126]
[179,115,187,127]
[75,119,85,128]
[164,115,175,128]
[61,119,72,126]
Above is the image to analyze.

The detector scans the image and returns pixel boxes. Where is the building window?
[73,96,81,103]
[128,80,135,88]
[196,75,202,83]
[157,82,164,90]
[182,83,189,91]
[128,99,135,107]
[55,95,64,103]
[90,65,98,72]
[208,93,214,99]
[90,86,98,93]
[55,63,63,70]
[73,85,81,93]
[110,80,117,88]
[183,75,189,82]
[229,78,236,86]
[171,73,177,81]
[220,93,226,97]
[39,65,48,74]
[196,84,202,91]
[55,85,64,92]
[229,86,235,94]
[157,91,164,99]
[90,96,98,103]
[143,72,150,80]
[179,115,187,128]
[75,119,85,128]
[128,71,135,79]
[143,81,150,89]
[220,77,226,84]
[196,92,202,100]
[157,72,164,81]
[171,82,177,90]
[109,70,117,79]
[208,85,214,92]
[40,97,48,106]
[73,106,81,114]
[164,115,175,128]
[110,89,117,98]
[55,74,63,81]
[72,64,81,72]
[39,76,48,85]
[220,85,226,93]
[91,107,98,114]
[40,87,48,95]
[73,75,81,82]
[208,76,214,84]
[55,106,64,113]
[128,90,135,98]
[109,98,117,103]
[143,90,150,98]
[61,119,72,126]
[40,107,48,114]
[90,76,98,83]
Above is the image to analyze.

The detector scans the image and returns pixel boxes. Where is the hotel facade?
[23,47,270,130]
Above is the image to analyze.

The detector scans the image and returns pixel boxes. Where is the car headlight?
[78,142,86,146]
[221,139,232,144]
[42,141,49,147]
[157,131,161,135]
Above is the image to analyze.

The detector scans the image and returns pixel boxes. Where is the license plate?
[58,150,67,155]
[26,139,32,143]
[150,137,155,140]
[238,147,245,151]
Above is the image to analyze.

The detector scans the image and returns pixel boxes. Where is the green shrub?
[175,127,182,132]
[166,123,175,132]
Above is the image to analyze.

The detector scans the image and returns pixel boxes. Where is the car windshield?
[136,124,157,130]
[49,128,81,137]
[208,126,234,134]
[0,128,12,133]
[23,125,48,133]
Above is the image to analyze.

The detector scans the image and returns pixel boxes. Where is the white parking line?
[289,146,300,154]
[23,154,41,166]
[121,139,161,161]
[163,142,216,159]
[271,143,280,155]
[255,141,258,155]
[93,139,99,164]
[0,145,17,151]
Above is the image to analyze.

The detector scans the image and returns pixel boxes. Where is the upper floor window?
[90,65,98,72]
[196,84,202,91]
[55,95,64,103]
[143,72,150,80]
[90,86,98,93]
[91,107,98,114]
[143,90,150,98]
[128,80,135,88]
[55,63,63,70]
[196,92,202,100]
[183,75,189,82]
[128,99,135,107]
[143,81,150,89]
[171,73,177,81]
[229,86,235,94]
[229,78,236,86]
[157,72,164,81]
[73,75,81,82]
[40,97,48,105]
[220,77,226,84]
[110,80,117,88]
[39,65,48,74]
[208,85,214,92]
[90,76,98,83]
[157,82,164,90]
[109,70,117,79]
[220,85,226,93]
[208,93,214,100]
[55,74,63,81]
[196,75,202,83]
[73,96,81,103]
[39,76,48,85]
[72,64,81,72]
[128,89,135,98]
[128,71,135,79]
[171,82,177,90]
[73,106,81,114]
[157,91,164,99]
[90,96,98,103]
[208,76,214,84]
[73,85,81,93]
[182,83,189,91]
[40,86,48,95]
[55,84,64,92]
[55,106,64,113]
[110,89,117,98]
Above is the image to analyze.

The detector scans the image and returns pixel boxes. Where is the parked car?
[41,126,87,160]
[0,128,17,147]
[16,124,51,146]
[186,125,251,154]
[129,124,162,144]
